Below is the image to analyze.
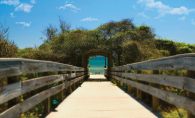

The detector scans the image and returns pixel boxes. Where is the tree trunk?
[118,54,120,66]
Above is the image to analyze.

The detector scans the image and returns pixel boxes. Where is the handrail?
[112,53,195,71]
[0,58,85,118]
[111,53,195,116]
[0,58,84,79]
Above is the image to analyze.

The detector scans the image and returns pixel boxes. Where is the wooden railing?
[95,72,100,75]
[110,53,195,117]
[0,58,85,118]
[104,68,107,76]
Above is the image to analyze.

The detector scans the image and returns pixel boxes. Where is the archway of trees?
[82,49,112,80]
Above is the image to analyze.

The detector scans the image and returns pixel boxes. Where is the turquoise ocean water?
[89,56,108,75]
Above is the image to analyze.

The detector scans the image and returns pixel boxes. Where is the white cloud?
[81,17,99,21]
[58,3,81,13]
[192,19,195,25]
[137,0,195,18]
[137,12,150,18]
[178,16,185,21]
[169,6,189,15]
[15,3,33,13]
[0,0,20,6]
[31,0,36,4]
[144,0,170,11]
[132,5,137,9]
[16,21,31,27]
[10,12,15,17]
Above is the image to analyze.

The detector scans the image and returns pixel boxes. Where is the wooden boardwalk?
[46,82,161,118]
[89,75,106,79]
[88,75,107,81]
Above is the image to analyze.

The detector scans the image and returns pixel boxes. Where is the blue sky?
[0,0,195,49]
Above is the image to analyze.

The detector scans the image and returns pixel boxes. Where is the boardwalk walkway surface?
[46,82,161,118]
[89,75,106,79]
[87,75,107,81]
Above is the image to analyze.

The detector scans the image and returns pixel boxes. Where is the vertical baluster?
[136,70,142,100]
[42,72,50,116]
[7,75,21,118]
[127,70,131,94]
[152,70,159,111]
[58,71,64,102]
[187,70,195,118]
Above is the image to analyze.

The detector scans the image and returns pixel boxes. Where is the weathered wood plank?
[0,58,84,79]
[21,75,84,113]
[111,72,195,93]
[21,84,63,113]
[152,70,159,111]
[22,75,63,94]
[58,71,64,102]
[112,75,195,115]
[0,61,22,79]
[0,73,79,104]
[136,70,142,100]
[0,104,21,118]
[186,70,195,118]
[0,82,21,105]
[7,75,21,110]
[0,75,84,118]
[76,72,84,77]
[41,72,50,116]
[111,55,195,71]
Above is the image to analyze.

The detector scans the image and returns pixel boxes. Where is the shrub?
[0,39,18,57]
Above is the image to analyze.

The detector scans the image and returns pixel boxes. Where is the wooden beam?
[0,72,84,104]
[42,72,50,116]
[0,58,84,79]
[112,75,195,115]
[136,70,142,100]
[152,70,159,111]
[0,75,84,118]
[111,54,195,71]
[58,71,64,102]
[7,75,21,110]
[111,72,195,94]
[0,104,21,118]
[127,70,131,94]
[0,82,21,105]
[187,70,195,118]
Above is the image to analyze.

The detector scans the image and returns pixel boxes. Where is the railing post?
[122,82,125,90]
[127,70,131,94]
[187,70,195,118]
[76,80,79,88]
[42,72,50,116]
[152,70,159,111]
[73,81,76,91]
[136,70,142,100]
[7,75,21,113]
[58,71,64,102]
[67,71,72,95]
